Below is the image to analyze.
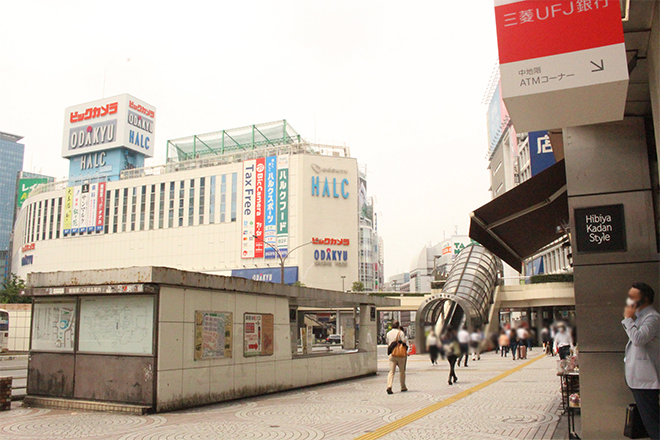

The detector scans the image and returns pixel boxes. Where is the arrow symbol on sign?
[590,59,605,72]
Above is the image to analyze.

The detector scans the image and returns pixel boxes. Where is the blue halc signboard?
[231,267,298,285]
[528,131,556,177]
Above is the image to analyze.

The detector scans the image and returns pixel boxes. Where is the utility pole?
[253,235,312,284]
[341,276,346,292]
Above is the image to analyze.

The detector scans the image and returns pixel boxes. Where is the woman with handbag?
[386,321,408,394]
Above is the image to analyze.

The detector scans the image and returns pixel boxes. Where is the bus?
[0,309,8,352]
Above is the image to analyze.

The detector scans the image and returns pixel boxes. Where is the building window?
[105,190,111,234]
[496,182,504,195]
[494,160,503,175]
[48,198,55,240]
[188,179,195,226]
[122,188,128,232]
[149,184,155,230]
[178,180,184,227]
[131,187,137,231]
[159,183,165,229]
[209,176,216,224]
[231,172,237,222]
[42,200,48,240]
[113,189,119,233]
[139,185,146,231]
[56,197,62,239]
[220,174,226,223]
[169,182,175,228]
[199,177,205,225]
[36,201,42,241]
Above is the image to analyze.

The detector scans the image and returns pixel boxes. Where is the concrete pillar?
[290,305,299,355]
[564,117,660,438]
[358,304,376,353]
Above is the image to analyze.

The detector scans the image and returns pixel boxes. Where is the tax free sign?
[495,0,628,132]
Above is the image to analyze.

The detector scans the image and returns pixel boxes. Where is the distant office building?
[385,272,410,292]
[409,235,473,293]
[0,132,25,279]
[357,166,382,291]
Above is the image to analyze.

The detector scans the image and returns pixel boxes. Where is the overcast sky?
[1,1,499,278]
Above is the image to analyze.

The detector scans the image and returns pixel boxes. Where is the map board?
[31,300,76,351]
[194,311,233,360]
[244,313,274,357]
[78,295,154,355]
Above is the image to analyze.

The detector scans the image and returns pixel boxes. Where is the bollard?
[0,377,11,411]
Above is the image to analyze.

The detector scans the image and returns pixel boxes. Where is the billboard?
[62,94,156,159]
[264,156,278,259]
[276,156,289,258]
[528,131,556,176]
[231,267,298,284]
[241,159,256,259]
[495,0,628,131]
[254,158,265,258]
[63,184,105,237]
[17,178,48,209]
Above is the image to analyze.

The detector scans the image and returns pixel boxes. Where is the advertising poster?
[264,156,278,259]
[96,182,106,232]
[194,311,233,360]
[242,159,256,259]
[79,184,89,235]
[244,313,274,357]
[88,183,98,233]
[63,187,73,236]
[17,178,48,209]
[254,158,265,258]
[71,185,82,234]
[276,156,289,258]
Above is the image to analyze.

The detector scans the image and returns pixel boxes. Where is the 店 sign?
[495,0,628,132]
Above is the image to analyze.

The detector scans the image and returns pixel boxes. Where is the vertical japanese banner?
[96,182,106,232]
[254,158,265,258]
[88,183,98,233]
[242,160,256,259]
[71,185,81,235]
[264,156,278,259]
[79,184,89,235]
[63,187,73,236]
[276,155,289,258]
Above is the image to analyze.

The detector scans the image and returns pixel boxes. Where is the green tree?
[292,281,306,287]
[352,281,365,292]
[0,274,29,304]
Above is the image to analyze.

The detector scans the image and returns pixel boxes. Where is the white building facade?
[13,139,361,291]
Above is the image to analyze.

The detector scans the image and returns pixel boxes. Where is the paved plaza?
[0,350,564,440]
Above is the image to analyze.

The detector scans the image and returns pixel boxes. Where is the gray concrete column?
[564,117,660,439]
[358,305,376,352]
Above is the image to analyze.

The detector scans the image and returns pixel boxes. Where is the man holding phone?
[622,282,660,439]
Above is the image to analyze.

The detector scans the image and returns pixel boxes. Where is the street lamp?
[252,235,312,285]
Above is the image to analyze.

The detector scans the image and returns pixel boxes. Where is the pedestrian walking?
[426,329,439,365]
[470,328,483,361]
[442,329,460,385]
[457,326,470,367]
[541,326,551,355]
[386,321,408,394]
[498,330,510,357]
[621,282,659,440]
[553,323,573,360]
[516,325,528,360]
[509,327,518,360]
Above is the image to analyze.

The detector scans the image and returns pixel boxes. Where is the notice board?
[31,300,76,352]
[243,313,274,357]
[194,311,233,360]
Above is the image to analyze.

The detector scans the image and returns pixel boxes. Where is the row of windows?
[23,173,238,244]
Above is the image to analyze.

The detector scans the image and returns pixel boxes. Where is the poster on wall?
[194,311,233,360]
[31,300,76,351]
[79,184,89,235]
[242,159,256,259]
[254,158,265,258]
[264,156,278,259]
[96,182,106,232]
[71,185,81,234]
[244,313,274,357]
[88,183,97,233]
[276,156,289,258]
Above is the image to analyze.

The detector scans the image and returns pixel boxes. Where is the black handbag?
[624,404,649,439]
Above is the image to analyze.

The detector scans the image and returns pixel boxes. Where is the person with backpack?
[386,321,408,394]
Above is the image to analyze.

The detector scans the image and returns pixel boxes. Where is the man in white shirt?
[386,321,408,394]
[622,282,660,440]
[553,323,573,360]
[457,326,470,367]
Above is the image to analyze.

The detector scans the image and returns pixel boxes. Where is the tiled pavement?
[0,350,563,439]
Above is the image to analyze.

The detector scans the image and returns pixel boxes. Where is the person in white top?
[553,323,573,360]
[426,330,439,365]
[469,329,483,361]
[516,326,528,360]
[386,321,408,394]
[457,327,470,367]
